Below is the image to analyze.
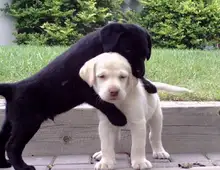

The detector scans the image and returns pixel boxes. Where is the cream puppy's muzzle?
[79,52,138,104]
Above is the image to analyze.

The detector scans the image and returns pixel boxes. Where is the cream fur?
[79,52,191,170]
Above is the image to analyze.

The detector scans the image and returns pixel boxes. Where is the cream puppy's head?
[79,52,138,104]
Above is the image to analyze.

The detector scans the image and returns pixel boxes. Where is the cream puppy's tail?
[151,81,192,93]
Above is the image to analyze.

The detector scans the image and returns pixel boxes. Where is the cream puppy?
[79,52,191,170]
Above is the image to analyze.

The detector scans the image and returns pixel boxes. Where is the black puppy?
[0,22,156,170]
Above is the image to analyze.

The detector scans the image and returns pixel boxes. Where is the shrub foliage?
[3,0,124,45]
[2,0,220,48]
[137,0,220,49]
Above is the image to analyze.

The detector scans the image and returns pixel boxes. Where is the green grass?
[146,49,220,101]
[0,45,219,101]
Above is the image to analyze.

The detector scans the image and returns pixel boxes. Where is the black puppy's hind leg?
[141,77,157,93]
[6,118,42,170]
[0,119,12,168]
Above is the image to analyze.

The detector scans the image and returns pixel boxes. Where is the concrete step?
[0,99,220,156]
[3,153,220,170]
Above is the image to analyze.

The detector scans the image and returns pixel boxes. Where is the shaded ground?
[5,153,220,170]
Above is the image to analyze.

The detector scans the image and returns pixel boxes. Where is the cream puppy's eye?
[98,74,106,79]
[119,75,127,80]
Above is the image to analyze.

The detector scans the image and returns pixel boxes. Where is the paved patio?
[3,153,220,170]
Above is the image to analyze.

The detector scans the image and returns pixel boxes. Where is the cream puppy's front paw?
[131,158,152,170]
[153,150,170,159]
[93,151,102,161]
[95,158,115,170]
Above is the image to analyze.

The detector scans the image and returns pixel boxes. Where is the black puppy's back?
[4,31,103,117]
[0,23,156,118]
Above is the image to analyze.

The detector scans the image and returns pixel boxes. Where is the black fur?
[0,22,156,170]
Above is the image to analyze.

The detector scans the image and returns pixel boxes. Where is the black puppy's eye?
[125,49,131,53]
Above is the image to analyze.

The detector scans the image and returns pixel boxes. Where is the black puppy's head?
[99,22,152,78]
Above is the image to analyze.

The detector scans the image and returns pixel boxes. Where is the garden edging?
[0,99,220,156]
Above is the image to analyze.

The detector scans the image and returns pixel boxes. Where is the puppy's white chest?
[115,90,146,124]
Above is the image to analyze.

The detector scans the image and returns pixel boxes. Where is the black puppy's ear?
[99,23,126,52]
[146,30,152,60]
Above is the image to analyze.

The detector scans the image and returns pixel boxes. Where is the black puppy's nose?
[109,87,119,97]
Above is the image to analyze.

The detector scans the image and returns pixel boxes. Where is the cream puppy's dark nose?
[108,87,120,97]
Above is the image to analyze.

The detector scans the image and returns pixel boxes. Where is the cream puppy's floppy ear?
[128,73,138,90]
[79,58,98,87]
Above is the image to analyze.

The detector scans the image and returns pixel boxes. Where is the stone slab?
[1,100,220,155]
[170,153,209,162]
[170,153,214,167]
[52,164,131,170]
[93,160,130,169]
[24,156,54,166]
[213,161,220,166]
[206,153,220,161]
[51,164,94,170]
[92,153,130,169]
[115,153,130,160]
[54,155,91,165]
[151,167,220,170]
[91,153,129,161]
[146,154,176,168]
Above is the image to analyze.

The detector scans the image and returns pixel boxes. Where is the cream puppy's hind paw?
[153,150,170,159]
[132,159,152,170]
[95,158,115,170]
[93,151,102,161]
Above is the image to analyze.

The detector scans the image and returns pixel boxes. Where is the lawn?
[0,45,219,101]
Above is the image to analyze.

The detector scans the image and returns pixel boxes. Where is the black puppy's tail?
[0,83,14,101]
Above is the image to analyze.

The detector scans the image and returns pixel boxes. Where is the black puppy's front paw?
[144,83,157,93]
[108,114,127,126]
[0,159,11,168]
[141,78,157,94]
[24,165,36,170]
[15,165,36,170]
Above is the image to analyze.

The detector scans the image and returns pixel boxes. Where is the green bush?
[3,0,124,45]
[135,0,220,49]
[2,0,220,49]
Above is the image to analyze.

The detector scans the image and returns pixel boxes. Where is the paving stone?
[93,159,130,169]
[151,167,220,170]
[91,153,129,161]
[171,153,209,162]
[151,168,181,170]
[92,161,130,169]
[206,153,220,161]
[212,161,220,166]
[123,166,220,170]
[115,153,130,168]
[170,154,214,167]
[152,162,178,168]
[114,161,130,169]
[146,154,177,168]
[115,153,129,160]
[146,154,171,163]
[52,164,94,170]
[91,153,130,168]
[23,156,53,166]
[36,166,48,170]
[54,155,91,165]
